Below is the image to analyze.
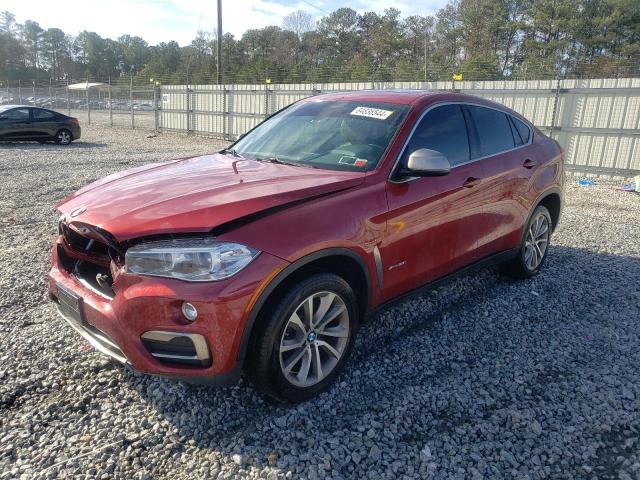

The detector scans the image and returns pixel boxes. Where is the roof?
[0,104,28,111]
[67,82,106,91]
[309,89,438,105]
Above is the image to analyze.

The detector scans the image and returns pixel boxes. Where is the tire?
[246,273,359,403]
[502,205,552,279]
[55,129,73,145]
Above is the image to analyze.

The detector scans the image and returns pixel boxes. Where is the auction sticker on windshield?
[350,106,394,120]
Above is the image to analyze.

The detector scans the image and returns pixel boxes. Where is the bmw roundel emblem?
[70,206,87,218]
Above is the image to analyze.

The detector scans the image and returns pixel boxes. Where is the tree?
[0,11,16,34]
[118,35,150,75]
[404,14,435,78]
[282,10,315,40]
[317,8,362,67]
[457,0,506,79]
[1,2,640,84]
[22,20,44,68]
[42,28,69,80]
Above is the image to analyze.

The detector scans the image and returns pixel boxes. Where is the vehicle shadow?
[0,141,107,149]
[123,245,640,475]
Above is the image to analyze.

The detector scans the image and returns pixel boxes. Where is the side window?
[468,106,515,157]
[511,116,531,144]
[1,108,30,121]
[405,104,470,166]
[33,109,56,120]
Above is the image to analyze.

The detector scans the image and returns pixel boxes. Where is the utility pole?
[424,29,428,84]
[216,0,223,84]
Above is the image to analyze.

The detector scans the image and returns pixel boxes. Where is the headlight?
[125,238,260,282]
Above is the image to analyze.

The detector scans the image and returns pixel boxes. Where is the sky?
[3,0,447,46]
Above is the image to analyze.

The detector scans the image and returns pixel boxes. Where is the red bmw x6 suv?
[49,90,563,402]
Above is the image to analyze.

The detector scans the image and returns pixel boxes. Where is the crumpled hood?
[56,153,366,242]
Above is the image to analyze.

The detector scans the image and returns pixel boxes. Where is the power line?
[299,0,329,15]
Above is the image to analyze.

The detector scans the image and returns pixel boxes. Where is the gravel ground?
[1,126,639,479]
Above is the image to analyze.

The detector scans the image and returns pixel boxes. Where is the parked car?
[48,91,563,402]
[133,102,154,111]
[0,105,81,145]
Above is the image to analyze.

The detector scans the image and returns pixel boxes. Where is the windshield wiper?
[256,156,316,168]
[220,148,245,159]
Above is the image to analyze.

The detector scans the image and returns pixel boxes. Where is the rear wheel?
[502,205,552,278]
[55,129,73,145]
[246,273,359,403]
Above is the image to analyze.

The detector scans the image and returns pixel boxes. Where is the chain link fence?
[0,79,158,131]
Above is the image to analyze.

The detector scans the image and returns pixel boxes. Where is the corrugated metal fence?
[160,78,640,177]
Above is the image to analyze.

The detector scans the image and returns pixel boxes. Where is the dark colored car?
[48,90,563,402]
[0,105,81,145]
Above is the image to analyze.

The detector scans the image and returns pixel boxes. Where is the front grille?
[60,222,109,257]
[58,222,116,299]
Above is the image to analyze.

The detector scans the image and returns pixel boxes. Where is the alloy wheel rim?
[524,213,550,270]
[279,291,350,388]
[59,131,70,144]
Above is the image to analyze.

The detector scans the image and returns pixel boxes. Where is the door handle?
[463,177,481,188]
[523,159,537,169]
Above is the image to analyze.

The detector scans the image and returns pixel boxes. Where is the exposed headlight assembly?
[125,238,260,282]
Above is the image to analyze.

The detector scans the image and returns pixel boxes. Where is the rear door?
[0,107,32,139]
[381,104,485,301]
[464,105,528,257]
[31,108,60,138]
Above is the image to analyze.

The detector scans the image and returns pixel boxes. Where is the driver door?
[380,104,485,302]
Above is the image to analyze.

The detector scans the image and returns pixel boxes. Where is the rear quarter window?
[33,109,57,120]
[511,116,531,144]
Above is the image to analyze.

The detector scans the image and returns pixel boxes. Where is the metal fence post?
[108,78,113,126]
[550,76,561,135]
[86,77,91,125]
[66,81,70,116]
[32,80,36,105]
[48,78,52,108]
[222,86,227,140]
[264,84,269,118]
[186,85,191,134]
[153,84,158,134]
[18,79,22,104]
[130,77,134,129]
[5,80,9,104]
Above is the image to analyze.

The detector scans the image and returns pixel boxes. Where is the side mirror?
[403,148,451,177]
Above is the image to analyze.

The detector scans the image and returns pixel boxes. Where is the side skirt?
[369,248,519,317]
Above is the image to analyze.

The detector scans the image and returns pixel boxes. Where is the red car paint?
[49,90,563,383]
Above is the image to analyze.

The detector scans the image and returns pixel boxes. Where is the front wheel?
[55,129,73,145]
[502,205,552,278]
[246,273,359,403]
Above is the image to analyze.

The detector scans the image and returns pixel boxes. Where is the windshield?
[231,100,410,172]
